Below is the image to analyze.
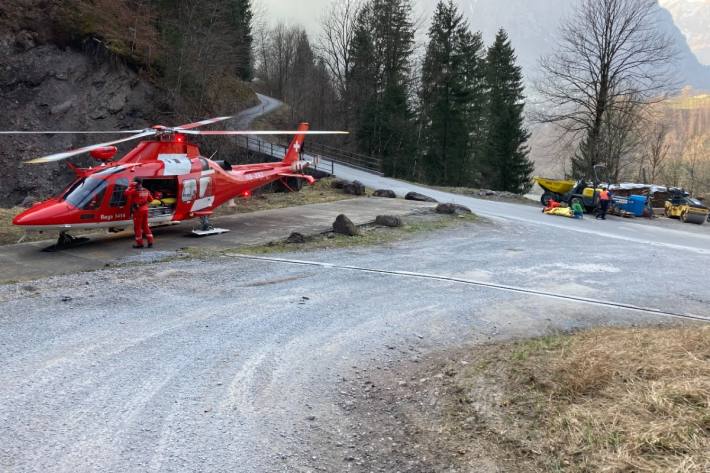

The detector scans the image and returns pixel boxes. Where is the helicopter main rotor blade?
[25,130,157,164]
[174,116,234,130]
[0,130,146,135]
[180,130,349,136]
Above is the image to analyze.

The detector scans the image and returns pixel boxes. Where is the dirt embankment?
[332,326,709,472]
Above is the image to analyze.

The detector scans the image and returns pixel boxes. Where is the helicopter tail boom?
[282,123,310,165]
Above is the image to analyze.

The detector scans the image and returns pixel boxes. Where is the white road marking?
[228,254,710,323]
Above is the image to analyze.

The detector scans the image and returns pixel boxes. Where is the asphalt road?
[242,94,710,255]
[234,93,283,129]
[1,215,708,472]
[311,161,710,255]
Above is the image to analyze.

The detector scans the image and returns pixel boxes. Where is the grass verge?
[212,178,358,217]
[432,185,538,206]
[0,208,69,245]
[183,212,478,258]
[455,326,710,472]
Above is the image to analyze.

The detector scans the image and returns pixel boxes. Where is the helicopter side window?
[64,177,108,210]
[109,178,130,208]
[182,179,197,203]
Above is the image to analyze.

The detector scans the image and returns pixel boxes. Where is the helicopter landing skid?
[43,232,90,252]
[191,228,230,237]
[190,215,230,237]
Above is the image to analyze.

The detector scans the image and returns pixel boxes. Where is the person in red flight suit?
[125,179,155,248]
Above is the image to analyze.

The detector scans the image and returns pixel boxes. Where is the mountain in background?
[418,0,710,91]
[661,0,710,65]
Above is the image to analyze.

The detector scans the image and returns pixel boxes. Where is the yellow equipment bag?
[161,197,177,206]
[544,207,573,218]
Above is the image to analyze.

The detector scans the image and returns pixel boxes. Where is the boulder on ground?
[331,179,348,189]
[373,189,396,198]
[405,192,438,203]
[19,195,37,208]
[375,215,403,227]
[286,232,306,244]
[333,214,359,236]
[479,189,497,196]
[343,180,366,196]
[436,203,472,215]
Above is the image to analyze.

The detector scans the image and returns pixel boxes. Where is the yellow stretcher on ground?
[544,207,573,218]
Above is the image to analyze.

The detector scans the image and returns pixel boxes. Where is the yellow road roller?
[664,193,709,225]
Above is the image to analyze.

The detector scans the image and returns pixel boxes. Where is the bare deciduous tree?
[536,0,676,179]
[641,121,671,183]
[317,0,362,100]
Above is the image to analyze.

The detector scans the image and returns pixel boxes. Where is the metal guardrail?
[233,135,383,176]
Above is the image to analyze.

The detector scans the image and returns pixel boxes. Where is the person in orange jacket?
[125,179,155,248]
[596,187,611,220]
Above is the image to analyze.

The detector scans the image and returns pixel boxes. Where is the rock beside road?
[333,214,359,236]
[343,180,366,196]
[375,215,403,227]
[405,192,438,203]
[286,232,306,244]
[436,203,472,215]
[331,179,348,190]
[373,189,397,198]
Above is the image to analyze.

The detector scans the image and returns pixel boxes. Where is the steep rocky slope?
[661,0,710,65]
[417,0,710,91]
[0,36,165,204]
[0,0,257,205]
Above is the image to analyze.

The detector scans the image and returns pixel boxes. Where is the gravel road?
[1,215,707,472]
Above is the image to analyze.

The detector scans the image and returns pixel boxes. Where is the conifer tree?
[482,29,533,193]
[348,0,415,178]
[419,1,486,186]
[229,0,254,81]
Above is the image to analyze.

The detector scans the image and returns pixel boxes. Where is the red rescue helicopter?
[4,117,346,248]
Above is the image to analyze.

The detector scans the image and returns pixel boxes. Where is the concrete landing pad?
[0,198,434,283]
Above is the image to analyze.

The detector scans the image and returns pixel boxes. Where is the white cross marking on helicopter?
[293,142,301,152]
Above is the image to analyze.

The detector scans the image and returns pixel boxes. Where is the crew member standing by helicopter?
[125,179,155,248]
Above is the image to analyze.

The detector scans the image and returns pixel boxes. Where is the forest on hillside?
[248,0,710,196]
[255,0,533,193]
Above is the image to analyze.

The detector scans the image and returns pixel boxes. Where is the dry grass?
[212,178,358,217]
[251,104,294,132]
[431,185,538,206]
[473,326,710,472]
[0,208,55,245]
[237,212,477,255]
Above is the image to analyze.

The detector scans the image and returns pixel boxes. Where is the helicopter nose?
[13,201,72,228]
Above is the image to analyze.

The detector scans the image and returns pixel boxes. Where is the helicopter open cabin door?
[192,175,215,212]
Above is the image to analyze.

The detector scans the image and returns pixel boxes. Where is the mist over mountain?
[661,0,710,65]
[418,0,710,91]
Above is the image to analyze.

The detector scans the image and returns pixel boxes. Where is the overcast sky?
[256,0,428,35]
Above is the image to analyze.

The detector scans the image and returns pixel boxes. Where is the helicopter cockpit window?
[109,178,130,208]
[64,177,108,210]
